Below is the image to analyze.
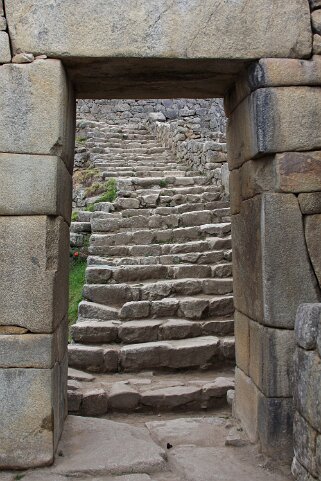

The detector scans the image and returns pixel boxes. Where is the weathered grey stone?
[291,457,316,481]
[202,377,235,399]
[258,396,293,461]
[310,0,321,9]
[229,169,241,215]
[0,15,7,30]
[234,368,259,443]
[293,412,318,478]
[0,154,72,221]
[0,364,64,468]
[305,214,321,287]
[312,9,321,35]
[299,192,321,214]
[313,34,321,55]
[50,416,166,476]
[0,320,67,368]
[6,0,311,62]
[141,385,201,410]
[225,426,249,447]
[67,390,82,412]
[0,216,69,333]
[0,32,11,63]
[0,60,75,171]
[70,321,120,344]
[120,301,150,320]
[108,383,140,411]
[249,321,294,397]
[68,367,95,382]
[81,389,108,416]
[228,88,321,169]
[294,348,321,432]
[118,320,161,344]
[78,301,119,321]
[232,194,320,328]
[295,303,321,350]
[12,52,34,63]
[234,311,250,375]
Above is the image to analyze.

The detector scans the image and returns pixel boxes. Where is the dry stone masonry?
[2,0,321,472]
[68,119,235,415]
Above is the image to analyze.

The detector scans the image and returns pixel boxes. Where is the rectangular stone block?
[294,347,321,433]
[232,193,320,328]
[234,310,250,375]
[227,88,321,169]
[0,216,69,333]
[305,214,321,287]
[234,367,259,443]
[226,56,321,114]
[0,60,75,172]
[5,1,311,61]
[258,396,293,461]
[0,319,67,368]
[0,31,11,63]
[249,321,295,397]
[299,192,321,214]
[294,412,318,478]
[0,361,66,468]
[0,154,72,221]
[0,1,3,16]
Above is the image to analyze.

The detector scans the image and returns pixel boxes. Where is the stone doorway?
[1,0,321,477]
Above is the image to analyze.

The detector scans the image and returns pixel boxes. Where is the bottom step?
[68,367,235,416]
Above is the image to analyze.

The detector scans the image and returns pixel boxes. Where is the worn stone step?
[70,221,91,233]
[103,170,187,179]
[91,209,230,233]
[68,336,235,373]
[113,200,229,216]
[86,263,232,283]
[118,176,209,191]
[90,224,231,249]
[70,317,234,345]
[67,369,235,415]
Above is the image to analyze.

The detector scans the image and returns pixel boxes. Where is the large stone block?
[299,192,321,215]
[234,367,259,443]
[294,348,321,433]
[229,169,241,215]
[6,1,311,61]
[0,362,66,468]
[226,56,321,114]
[238,152,321,200]
[305,214,321,287]
[228,88,321,169]
[0,216,69,333]
[234,310,250,375]
[258,396,293,461]
[232,193,320,328]
[293,412,318,478]
[0,31,11,63]
[0,154,72,221]
[0,60,75,172]
[295,303,321,350]
[0,319,67,368]
[249,322,294,397]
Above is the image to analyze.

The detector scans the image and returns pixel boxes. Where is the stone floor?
[2,412,292,481]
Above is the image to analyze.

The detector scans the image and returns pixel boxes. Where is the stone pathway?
[2,413,292,481]
[69,121,235,414]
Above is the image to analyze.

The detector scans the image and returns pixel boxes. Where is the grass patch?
[68,259,87,326]
[76,136,87,144]
[97,178,117,203]
[84,203,95,212]
[71,211,79,222]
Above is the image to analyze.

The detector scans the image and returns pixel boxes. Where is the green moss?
[71,211,79,222]
[68,259,87,326]
[76,136,87,144]
[84,204,95,212]
[84,182,104,197]
[159,179,168,188]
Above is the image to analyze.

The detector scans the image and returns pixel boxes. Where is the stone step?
[103,170,187,179]
[86,263,232,283]
[67,368,235,415]
[70,221,91,233]
[129,185,222,200]
[90,224,231,248]
[117,176,209,191]
[114,201,229,215]
[68,336,235,373]
[70,317,234,345]
[83,279,233,307]
[91,210,230,233]
[89,237,232,259]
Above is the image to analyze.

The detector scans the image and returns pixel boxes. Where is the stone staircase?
[68,122,235,416]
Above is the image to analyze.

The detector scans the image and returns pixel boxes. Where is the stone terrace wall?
[76,99,226,132]
[292,304,321,480]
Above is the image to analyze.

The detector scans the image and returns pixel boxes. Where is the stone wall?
[292,304,321,480]
[77,98,226,132]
